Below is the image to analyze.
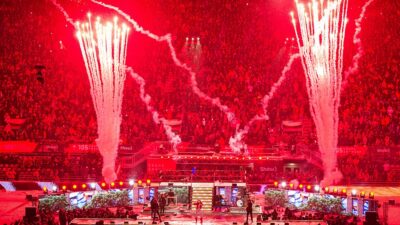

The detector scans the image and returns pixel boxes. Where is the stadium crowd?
[0,0,399,187]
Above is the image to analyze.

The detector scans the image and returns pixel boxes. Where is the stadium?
[0,0,399,224]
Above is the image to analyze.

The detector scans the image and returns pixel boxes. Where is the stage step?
[191,186,213,211]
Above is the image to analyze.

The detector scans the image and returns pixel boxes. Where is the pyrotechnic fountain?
[76,14,129,183]
[291,0,348,186]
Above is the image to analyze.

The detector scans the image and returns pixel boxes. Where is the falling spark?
[91,0,237,124]
[229,54,300,154]
[126,67,182,152]
[291,0,348,186]
[76,14,129,183]
[342,0,374,89]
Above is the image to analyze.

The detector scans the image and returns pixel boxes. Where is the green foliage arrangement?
[265,190,288,207]
[39,195,69,212]
[85,190,130,209]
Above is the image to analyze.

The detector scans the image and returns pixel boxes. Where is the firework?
[126,68,182,151]
[76,14,129,183]
[229,54,299,154]
[291,0,348,186]
[91,0,237,126]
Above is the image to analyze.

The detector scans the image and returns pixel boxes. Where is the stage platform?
[71,217,326,225]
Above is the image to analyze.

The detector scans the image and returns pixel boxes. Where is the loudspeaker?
[365,211,378,222]
[25,207,36,218]
[389,200,395,205]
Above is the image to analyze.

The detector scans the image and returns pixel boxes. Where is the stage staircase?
[191,184,213,211]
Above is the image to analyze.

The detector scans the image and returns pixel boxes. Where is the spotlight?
[62,185,67,191]
[82,183,87,189]
[281,181,287,188]
[110,182,115,187]
[129,179,135,186]
[119,181,124,186]
[360,191,365,198]
[351,189,357,197]
[191,37,195,41]
[43,186,48,194]
[90,183,96,189]
[314,185,320,192]
[185,37,189,41]
[306,185,312,191]
[324,187,329,193]
[289,183,294,189]
[299,184,304,189]
[273,181,278,187]
[146,179,151,185]
[197,37,200,41]
[138,180,142,185]
[369,192,374,199]
[72,184,77,190]
[101,182,106,188]
[52,186,57,192]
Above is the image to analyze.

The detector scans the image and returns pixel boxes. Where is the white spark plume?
[291,0,348,186]
[126,67,182,152]
[76,14,129,183]
[91,0,237,124]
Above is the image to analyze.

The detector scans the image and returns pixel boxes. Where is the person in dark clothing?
[246,199,253,223]
[59,208,67,225]
[150,198,162,222]
[159,194,167,214]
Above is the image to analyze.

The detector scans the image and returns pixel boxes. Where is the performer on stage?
[194,199,203,224]
[151,198,162,223]
[246,199,253,223]
[159,194,167,214]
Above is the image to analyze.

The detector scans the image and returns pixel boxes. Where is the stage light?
[90,183,96,189]
[342,189,347,195]
[62,185,67,191]
[324,187,329,193]
[360,191,365,198]
[138,180,143,185]
[129,179,135,186]
[43,186,48,193]
[351,189,357,196]
[306,185,311,191]
[146,179,151,184]
[186,37,189,41]
[369,192,374,199]
[314,185,320,192]
[299,184,303,189]
[72,184,77,190]
[274,181,278,187]
[333,187,338,193]
[111,182,115,187]
[197,37,200,41]
[119,181,124,186]
[101,182,106,188]
[281,181,287,188]
[52,186,57,192]
[289,183,294,189]
[82,183,87,189]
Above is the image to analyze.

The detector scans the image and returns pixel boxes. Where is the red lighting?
[138,180,142,185]
[119,181,124,186]
[299,184,304,189]
[360,191,365,198]
[62,185,67,191]
[82,184,87,189]
[369,192,374,199]
[333,187,338,193]
[289,183,294,189]
[72,184,77,190]
[146,179,151,184]
[111,182,115,187]
[101,182,106,187]
[324,187,329,192]
[342,189,347,195]
[43,186,48,192]
[306,185,311,190]
[274,181,278,187]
